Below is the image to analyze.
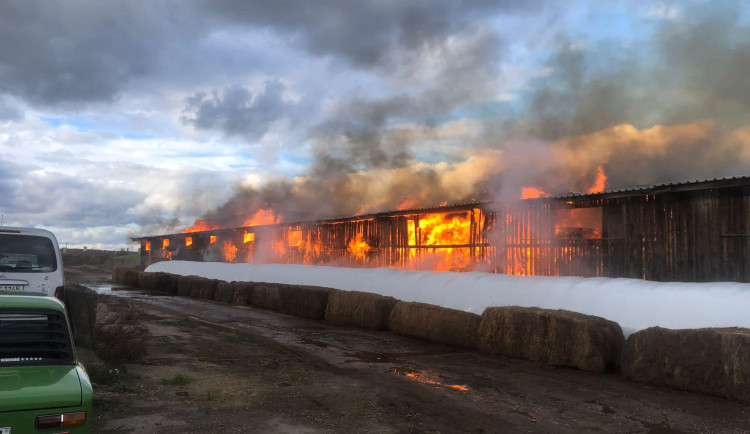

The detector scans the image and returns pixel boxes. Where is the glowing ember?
[223,241,238,262]
[391,368,469,392]
[244,232,255,243]
[185,237,193,247]
[183,219,220,233]
[243,209,282,227]
[587,165,607,194]
[520,187,548,199]
[348,233,372,260]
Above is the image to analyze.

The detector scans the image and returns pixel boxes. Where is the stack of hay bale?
[111,267,750,403]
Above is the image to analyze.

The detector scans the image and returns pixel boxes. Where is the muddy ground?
[66,266,749,433]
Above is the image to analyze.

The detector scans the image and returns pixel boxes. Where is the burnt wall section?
[136,177,750,282]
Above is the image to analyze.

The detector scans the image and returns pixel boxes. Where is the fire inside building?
[134,177,750,283]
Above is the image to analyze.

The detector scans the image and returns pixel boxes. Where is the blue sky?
[0,0,748,249]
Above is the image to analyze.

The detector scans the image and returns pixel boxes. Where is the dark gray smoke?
[190,2,750,227]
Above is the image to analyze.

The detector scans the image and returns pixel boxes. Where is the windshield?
[0,308,74,366]
[0,235,58,273]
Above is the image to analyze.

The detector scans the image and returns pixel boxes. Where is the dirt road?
[68,267,749,433]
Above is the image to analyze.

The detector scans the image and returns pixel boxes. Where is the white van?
[0,227,65,299]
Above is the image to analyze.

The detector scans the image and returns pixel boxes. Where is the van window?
[0,235,58,273]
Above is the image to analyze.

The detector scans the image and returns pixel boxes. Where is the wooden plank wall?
[145,183,748,282]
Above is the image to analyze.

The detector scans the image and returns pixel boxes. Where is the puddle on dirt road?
[344,349,468,364]
[390,367,470,392]
[87,283,134,294]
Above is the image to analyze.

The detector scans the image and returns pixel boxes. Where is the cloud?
[182,80,298,141]
[201,0,532,68]
[0,158,145,228]
[0,1,172,106]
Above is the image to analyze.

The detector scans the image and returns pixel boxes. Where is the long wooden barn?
[134,176,750,282]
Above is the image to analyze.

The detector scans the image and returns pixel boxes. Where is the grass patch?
[228,330,259,345]
[160,373,194,386]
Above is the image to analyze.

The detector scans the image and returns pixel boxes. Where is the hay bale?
[215,281,236,303]
[251,282,282,311]
[477,306,624,373]
[112,267,125,283]
[136,271,155,290]
[388,301,480,348]
[64,284,98,349]
[202,279,221,300]
[232,282,254,305]
[188,277,218,300]
[278,285,335,320]
[122,270,140,287]
[112,266,144,284]
[325,290,397,330]
[621,327,750,402]
[188,277,206,298]
[154,273,179,294]
[177,275,193,297]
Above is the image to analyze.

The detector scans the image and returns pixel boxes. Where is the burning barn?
[134,176,750,283]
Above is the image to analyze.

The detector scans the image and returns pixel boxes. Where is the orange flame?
[223,241,238,262]
[183,219,220,233]
[243,209,282,227]
[587,165,607,194]
[520,187,548,199]
[185,237,193,247]
[407,212,473,271]
[288,229,302,247]
[397,198,420,210]
[162,239,170,249]
[244,232,255,243]
[144,241,151,252]
[209,235,217,244]
[354,204,366,216]
[555,208,602,239]
[348,233,372,260]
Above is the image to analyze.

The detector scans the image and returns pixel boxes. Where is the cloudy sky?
[1,0,748,249]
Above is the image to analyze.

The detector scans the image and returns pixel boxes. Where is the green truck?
[0,292,92,433]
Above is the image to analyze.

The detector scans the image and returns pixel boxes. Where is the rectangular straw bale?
[621,327,750,402]
[388,301,480,348]
[477,306,624,373]
[325,290,398,330]
[136,271,154,290]
[123,270,140,287]
[112,267,125,283]
[215,281,236,303]
[278,285,335,320]
[113,266,144,284]
[155,273,179,294]
[177,275,193,296]
[232,282,255,305]
[188,276,210,298]
[199,279,220,300]
[251,282,282,311]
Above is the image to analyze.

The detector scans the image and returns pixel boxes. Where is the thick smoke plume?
[188,2,750,229]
